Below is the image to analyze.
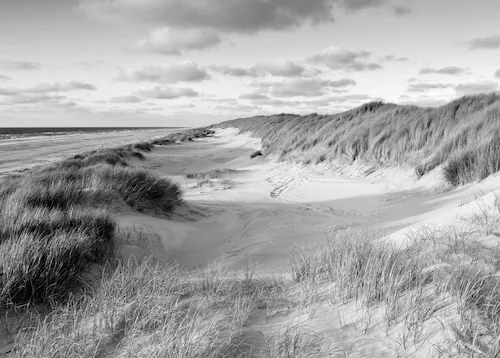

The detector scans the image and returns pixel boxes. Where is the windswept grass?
[0,139,183,306]
[214,93,500,186]
[10,259,253,358]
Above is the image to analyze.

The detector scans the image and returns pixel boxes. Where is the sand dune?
[113,128,500,276]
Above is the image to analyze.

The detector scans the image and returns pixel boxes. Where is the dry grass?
[0,142,183,307]
[10,259,253,358]
[213,93,500,186]
[185,168,237,180]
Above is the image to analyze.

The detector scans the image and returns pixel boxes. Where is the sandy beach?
[0,128,183,176]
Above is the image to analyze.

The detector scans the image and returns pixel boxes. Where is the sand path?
[117,128,500,274]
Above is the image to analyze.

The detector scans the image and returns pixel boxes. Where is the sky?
[0,0,499,127]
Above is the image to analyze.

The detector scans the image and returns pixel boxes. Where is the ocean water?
[0,127,178,140]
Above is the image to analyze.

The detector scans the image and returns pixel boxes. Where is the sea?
[0,127,180,140]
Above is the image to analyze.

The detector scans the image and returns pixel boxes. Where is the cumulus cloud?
[407,81,452,93]
[455,81,500,96]
[251,77,356,98]
[210,61,321,78]
[0,74,11,82]
[0,81,97,96]
[0,61,41,70]
[109,95,143,103]
[117,62,209,83]
[79,0,336,33]
[135,86,199,99]
[250,61,307,77]
[132,27,224,55]
[495,69,500,78]
[79,0,398,33]
[209,65,250,77]
[308,47,382,71]
[419,66,469,75]
[468,35,500,50]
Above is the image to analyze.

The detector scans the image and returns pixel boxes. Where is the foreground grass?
[214,93,500,186]
[0,130,199,307]
[11,260,253,357]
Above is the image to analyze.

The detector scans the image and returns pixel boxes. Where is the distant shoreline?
[0,127,186,140]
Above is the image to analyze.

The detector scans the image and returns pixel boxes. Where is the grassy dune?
[0,129,214,307]
[214,93,500,186]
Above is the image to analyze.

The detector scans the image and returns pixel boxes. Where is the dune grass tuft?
[0,143,183,306]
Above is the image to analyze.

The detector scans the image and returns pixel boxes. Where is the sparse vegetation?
[214,93,500,186]
[185,168,237,180]
[250,150,263,159]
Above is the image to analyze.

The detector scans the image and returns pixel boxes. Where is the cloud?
[381,55,410,62]
[495,69,500,78]
[0,61,41,70]
[109,95,143,103]
[135,86,199,99]
[210,61,321,78]
[251,77,356,98]
[0,81,97,96]
[468,35,500,50]
[0,94,67,106]
[209,65,250,77]
[308,47,382,71]
[210,61,310,77]
[0,74,11,82]
[393,5,412,15]
[250,61,307,77]
[455,81,500,96]
[243,95,289,106]
[342,0,387,11]
[80,0,336,33]
[79,0,398,34]
[239,92,270,100]
[407,81,452,93]
[419,66,469,75]
[118,62,209,83]
[132,27,224,55]
[398,96,448,107]
[26,81,97,93]
[302,94,372,107]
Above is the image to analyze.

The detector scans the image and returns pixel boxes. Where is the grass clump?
[10,260,252,358]
[185,168,237,180]
[0,152,182,306]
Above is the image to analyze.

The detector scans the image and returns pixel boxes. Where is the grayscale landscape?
[1,0,500,357]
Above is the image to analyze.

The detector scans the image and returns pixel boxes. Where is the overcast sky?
[1,0,499,127]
